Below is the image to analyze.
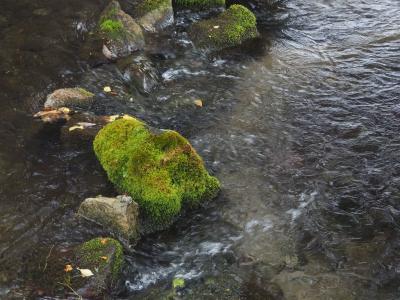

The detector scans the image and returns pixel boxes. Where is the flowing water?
[1,0,400,298]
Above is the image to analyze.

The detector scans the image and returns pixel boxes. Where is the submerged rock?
[135,0,174,32]
[73,237,124,298]
[99,1,145,59]
[175,0,225,10]
[93,117,220,229]
[78,195,139,243]
[34,107,72,123]
[118,54,161,94]
[189,4,259,50]
[44,88,94,109]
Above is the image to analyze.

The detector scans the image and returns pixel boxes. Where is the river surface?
[1,0,400,299]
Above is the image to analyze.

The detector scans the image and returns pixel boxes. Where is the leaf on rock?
[77,268,94,277]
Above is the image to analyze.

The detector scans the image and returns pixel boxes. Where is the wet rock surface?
[119,54,161,94]
[78,195,140,243]
[135,0,174,32]
[99,1,145,59]
[44,88,95,109]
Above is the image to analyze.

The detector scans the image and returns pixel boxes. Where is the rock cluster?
[31,0,264,297]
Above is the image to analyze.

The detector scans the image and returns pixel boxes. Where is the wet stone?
[78,195,140,243]
[99,1,145,59]
[118,54,161,94]
[44,88,95,109]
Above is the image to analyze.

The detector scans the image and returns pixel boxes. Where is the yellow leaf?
[103,86,112,93]
[64,264,73,272]
[107,115,120,122]
[69,125,84,132]
[77,268,94,277]
[100,238,108,245]
[122,115,135,120]
[100,256,108,261]
[194,99,203,107]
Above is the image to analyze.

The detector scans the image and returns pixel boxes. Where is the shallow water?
[1,0,400,299]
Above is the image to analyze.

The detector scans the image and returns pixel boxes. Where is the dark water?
[1,0,400,298]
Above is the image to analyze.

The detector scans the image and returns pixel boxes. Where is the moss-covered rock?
[93,117,220,228]
[135,0,174,32]
[189,4,259,50]
[175,0,225,10]
[99,1,145,59]
[74,237,124,297]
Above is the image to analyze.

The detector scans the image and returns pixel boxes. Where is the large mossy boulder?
[99,1,145,59]
[93,117,220,228]
[175,0,225,10]
[135,0,174,32]
[189,4,259,50]
[74,237,124,298]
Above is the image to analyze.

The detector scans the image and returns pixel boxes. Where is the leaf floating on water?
[194,99,203,107]
[77,268,94,277]
[103,86,112,93]
[69,125,84,132]
[64,264,73,272]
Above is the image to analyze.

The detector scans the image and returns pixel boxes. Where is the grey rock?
[99,1,145,59]
[44,88,94,109]
[119,54,160,94]
[135,0,174,32]
[78,195,139,242]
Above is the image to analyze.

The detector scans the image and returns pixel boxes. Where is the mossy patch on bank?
[175,0,225,10]
[77,237,124,283]
[189,4,259,50]
[93,117,220,227]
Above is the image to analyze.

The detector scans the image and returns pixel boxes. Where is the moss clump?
[93,117,220,227]
[77,237,123,282]
[136,0,171,16]
[76,87,95,98]
[100,19,124,37]
[189,4,259,50]
[175,0,225,9]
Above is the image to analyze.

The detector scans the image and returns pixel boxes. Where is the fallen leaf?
[100,256,108,261]
[106,115,120,122]
[77,122,96,128]
[69,125,84,132]
[100,238,108,245]
[103,86,112,93]
[194,99,203,107]
[77,268,94,278]
[213,25,220,29]
[64,264,73,272]
[122,115,135,121]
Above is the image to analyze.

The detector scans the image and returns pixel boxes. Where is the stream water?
[1,0,400,299]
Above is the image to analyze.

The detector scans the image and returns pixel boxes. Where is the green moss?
[136,0,171,16]
[93,117,220,227]
[98,1,126,39]
[190,4,259,49]
[173,277,185,289]
[76,88,95,98]
[77,237,124,282]
[100,19,124,38]
[175,0,225,9]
